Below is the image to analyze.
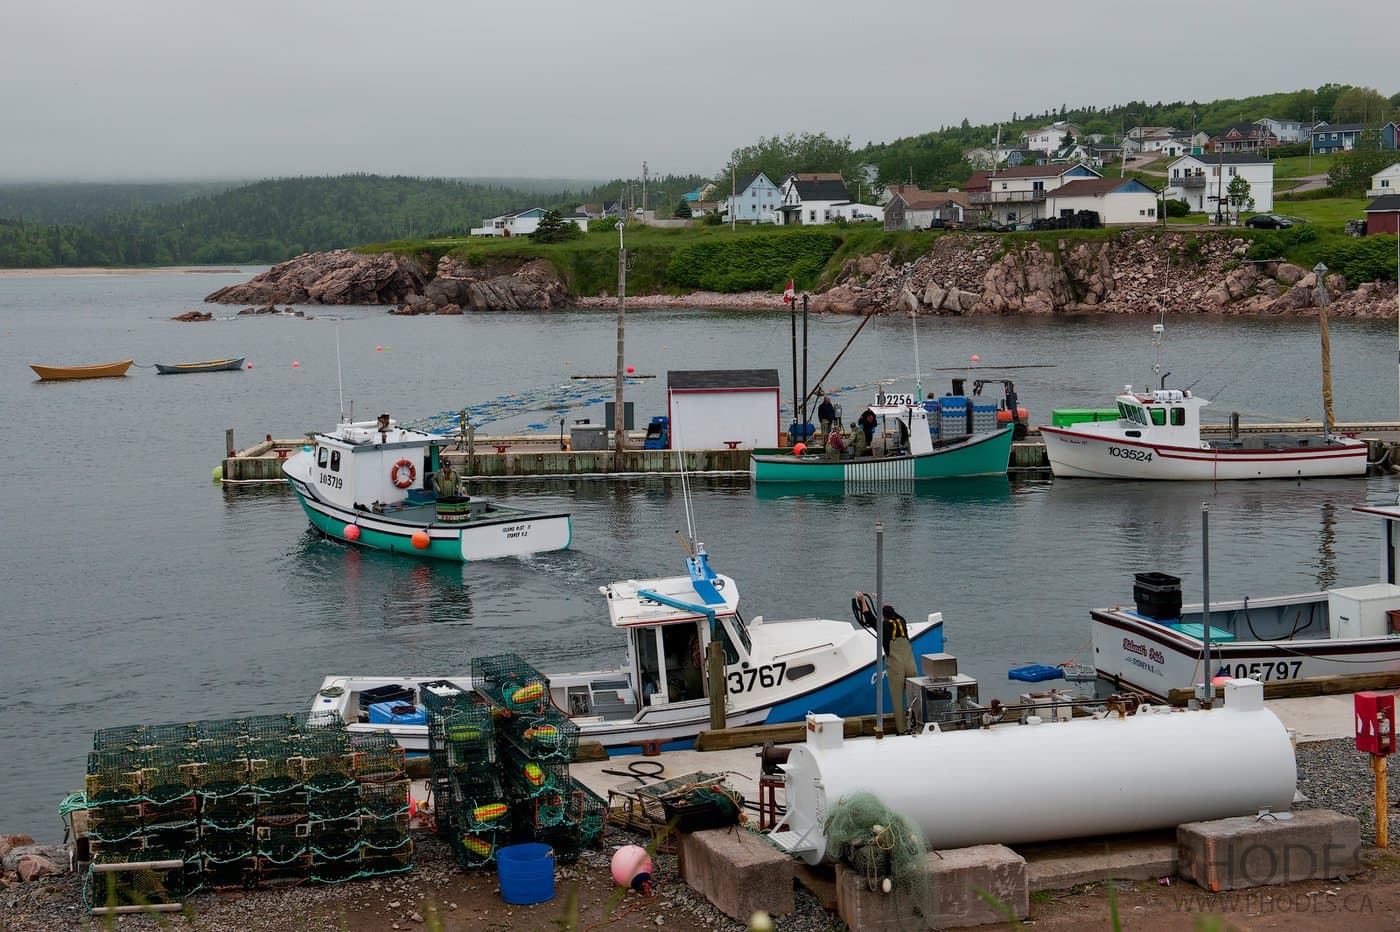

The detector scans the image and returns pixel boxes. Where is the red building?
[1365,196,1400,235]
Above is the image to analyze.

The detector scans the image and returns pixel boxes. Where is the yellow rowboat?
[30,360,133,380]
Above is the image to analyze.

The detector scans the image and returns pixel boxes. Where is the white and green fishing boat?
[283,414,571,562]
[750,400,1014,483]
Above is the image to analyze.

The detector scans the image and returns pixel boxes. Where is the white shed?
[667,369,781,451]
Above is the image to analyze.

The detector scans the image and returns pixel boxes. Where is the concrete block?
[836,845,1027,931]
[677,828,794,921]
[1178,809,1362,892]
[1017,832,1177,891]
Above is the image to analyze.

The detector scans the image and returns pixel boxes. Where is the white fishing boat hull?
[1041,426,1368,480]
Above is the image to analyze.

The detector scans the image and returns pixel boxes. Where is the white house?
[723,171,782,224]
[777,173,851,226]
[469,207,587,237]
[1022,121,1080,154]
[666,369,780,451]
[969,163,1101,225]
[829,202,884,223]
[1046,178,1160,225]
[1162,153,1274,215]
[1369,163,1400,198]
[1255,118,1310,144]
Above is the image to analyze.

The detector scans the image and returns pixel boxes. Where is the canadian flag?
[782,280,795,305]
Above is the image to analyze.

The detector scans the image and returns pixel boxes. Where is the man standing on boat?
[817,393,836,442]
[854,592,919,733]
[857,408,878,453]
[434,457,459,499]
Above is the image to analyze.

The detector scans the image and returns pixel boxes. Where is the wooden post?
[225,428,235,457]
[1375,754,1389,849]
[707,641,726,731]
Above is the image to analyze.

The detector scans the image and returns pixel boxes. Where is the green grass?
[1266,196,1367,226]
[1268,153,1336,180]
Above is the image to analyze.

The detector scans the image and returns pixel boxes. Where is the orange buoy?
[411,529,431,549]
[344,524,361,541]
[792,442,807,456]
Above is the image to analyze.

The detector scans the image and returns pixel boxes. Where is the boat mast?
[1198,503,1214,707]
[614,219,627,468]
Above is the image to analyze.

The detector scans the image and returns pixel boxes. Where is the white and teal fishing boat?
[283,414,571,562]
[312,541,945,754]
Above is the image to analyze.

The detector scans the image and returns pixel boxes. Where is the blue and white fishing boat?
[283,413,571,562]
[312,541,945,754]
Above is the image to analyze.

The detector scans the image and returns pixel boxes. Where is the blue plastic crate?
[368,702,427,726]
[1008,664,1066,683]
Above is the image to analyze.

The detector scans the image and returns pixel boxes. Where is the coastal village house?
[723,172,781,224]
[777,172,851,225]
[1369,162,1400,197]
[1365,195,1400,235]
[1022,121,1080,154]
[1162,153,1275,214]
[1311,122,1366,154]
[1385,123,1400,151]
[1255,118,1311,144]
[1045,177,1160,225]
[1207,122,1279,153]
[882,185,973,231]
[471,207,587,237]
[967,163,1101,225]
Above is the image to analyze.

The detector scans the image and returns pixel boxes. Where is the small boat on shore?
[1092,502,1400,700]
[312,540,946,755]
[154,357,244,374]
[283,413,571,562]
[30,360,133,380]
[1041,386,1368,480]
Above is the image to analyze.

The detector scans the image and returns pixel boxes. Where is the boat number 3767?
[1108,446,1152,462]
[728,662,787,693]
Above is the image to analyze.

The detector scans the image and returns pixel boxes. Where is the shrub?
[1162,198,1190,218]
[1316,235,1399,283]
[665,229,840,292]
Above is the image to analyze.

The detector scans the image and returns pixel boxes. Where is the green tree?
[673,199,692,218]
[528,209,583,244]
[1226,175,1254,221]
[718,132,861,190]
[1328,149,1400,194]
[1332,86,1390,124]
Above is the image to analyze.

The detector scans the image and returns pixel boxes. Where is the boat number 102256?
[727,662,787,693]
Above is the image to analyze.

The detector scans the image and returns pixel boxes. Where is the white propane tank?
[780,680,1295,864]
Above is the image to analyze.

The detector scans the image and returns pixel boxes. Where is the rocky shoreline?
[203,234,1398,319]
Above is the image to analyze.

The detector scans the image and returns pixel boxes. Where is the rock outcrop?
[393,258,573,314]
[205,250,430,305]
[171,310,212,322]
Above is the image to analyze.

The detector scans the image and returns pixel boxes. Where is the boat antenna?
[911,293,922,401]
[335,321,345,423]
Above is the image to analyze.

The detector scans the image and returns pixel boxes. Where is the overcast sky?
[2,0,1393,183]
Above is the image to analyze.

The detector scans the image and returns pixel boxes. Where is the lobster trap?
[472,653,551,715]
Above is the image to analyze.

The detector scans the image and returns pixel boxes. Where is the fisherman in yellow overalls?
[854,591,920,733]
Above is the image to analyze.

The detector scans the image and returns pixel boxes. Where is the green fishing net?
[824,791,927,901]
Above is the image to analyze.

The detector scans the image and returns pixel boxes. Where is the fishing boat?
[1091,502,1400,701]
[311,541,945,754]
[30,360,133,380]
[154,357,245,374]
[283,413,571,562]
[1040,386,1368,480]
[751,387,1014,483]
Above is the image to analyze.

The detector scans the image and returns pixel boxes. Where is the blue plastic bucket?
[497,842,555,905]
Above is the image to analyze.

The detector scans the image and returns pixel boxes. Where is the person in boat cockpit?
[434,459,458,498]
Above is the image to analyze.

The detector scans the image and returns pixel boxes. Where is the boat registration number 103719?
[1109,446,1152,462]
[727,662,787,693]
[1230,661,1303,681]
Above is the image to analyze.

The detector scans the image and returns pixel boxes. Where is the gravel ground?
[1295,738,1395,845]
[0,827,841,932]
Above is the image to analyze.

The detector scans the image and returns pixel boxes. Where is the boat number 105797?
[727,662,787,693]
[1108,446,1152,462]
[1230,661,1303,681]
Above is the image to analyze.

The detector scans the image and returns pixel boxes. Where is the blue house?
[1383,122,1399,152]
[723,171,781,224]
[1311,122,1365,154]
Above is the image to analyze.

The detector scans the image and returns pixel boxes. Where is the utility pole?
[730,168,736,231]
[642,161,648,219]
[1307,107,1316,174]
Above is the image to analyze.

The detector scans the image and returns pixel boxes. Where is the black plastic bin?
[358,684,415,712]
[1133,572,1182,620]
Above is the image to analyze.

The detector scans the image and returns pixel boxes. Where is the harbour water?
[2,268,1398,838]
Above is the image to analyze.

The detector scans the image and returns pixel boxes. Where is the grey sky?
[2,0,1393,183]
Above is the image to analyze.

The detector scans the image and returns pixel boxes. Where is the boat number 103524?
[1108,446,1152,462]
[727,662,787,693]
[1230,661,1302,681]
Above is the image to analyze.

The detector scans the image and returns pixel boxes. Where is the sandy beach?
[0,267,243,278]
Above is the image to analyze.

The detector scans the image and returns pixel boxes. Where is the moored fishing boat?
[30,360,133,380]
[1041,386,1368,480]
[1092,502,1400,700]
[154,356,245,374]
[311,541,946,754]
[283,413,571,562]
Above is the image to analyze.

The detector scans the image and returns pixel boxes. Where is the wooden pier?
[218,422,1400,483]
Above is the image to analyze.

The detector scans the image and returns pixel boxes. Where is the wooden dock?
[218,422,1400,483]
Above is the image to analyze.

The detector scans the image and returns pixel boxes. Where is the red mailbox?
[1355,691,1396,755]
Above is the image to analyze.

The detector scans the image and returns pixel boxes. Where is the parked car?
[1245,214,1293,229]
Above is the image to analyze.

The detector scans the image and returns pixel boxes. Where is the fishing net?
[824,791,928,902]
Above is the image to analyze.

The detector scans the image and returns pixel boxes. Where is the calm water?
[3,269,1399,838]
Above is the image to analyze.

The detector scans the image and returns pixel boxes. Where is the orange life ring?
[390,459,416,489]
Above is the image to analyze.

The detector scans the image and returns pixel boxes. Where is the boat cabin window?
[317,447,329,468]
[711,618,740,665]
[330,451,341,471]
[1171,407,1186,426]
[729,612,753,654]
[662,622,705,702]
[1149,408,1167,426]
